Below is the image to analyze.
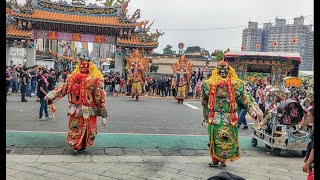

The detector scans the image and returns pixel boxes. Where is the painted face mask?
[80,61,89,74]
[218,65,229,78]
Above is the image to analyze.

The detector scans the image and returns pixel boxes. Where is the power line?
[150,15,313,31]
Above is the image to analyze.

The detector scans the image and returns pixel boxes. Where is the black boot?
[78,147,87,153]
[72,149,78,155]
[220,162,226,167]
[209,161,219,167]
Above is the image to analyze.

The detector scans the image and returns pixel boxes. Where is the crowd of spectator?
[6,65,61,102]
[102,69,206,99]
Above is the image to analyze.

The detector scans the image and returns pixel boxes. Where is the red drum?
[276,99,304,126]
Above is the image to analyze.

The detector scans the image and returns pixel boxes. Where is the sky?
[16,0,313,53]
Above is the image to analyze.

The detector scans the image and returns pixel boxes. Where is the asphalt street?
[6,93,305,180]
[6,93,255,137]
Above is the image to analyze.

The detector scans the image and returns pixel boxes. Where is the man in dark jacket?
[37,70,51,120]
[156,78,161,95]
[161,76,166,97]
[20,67,29,102]
[47,70,56,91]
[166,76,171,97]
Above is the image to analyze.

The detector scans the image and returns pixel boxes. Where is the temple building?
[6,0,163,73]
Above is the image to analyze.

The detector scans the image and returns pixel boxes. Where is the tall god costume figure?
[45,58,107,154]
[127,49,149,100]
[172,54,193,103]
[201,60,263,166]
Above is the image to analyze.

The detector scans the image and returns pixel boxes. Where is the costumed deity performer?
[201,59,263,167]
[126,49,149,100]
[171,54,193,103]
[45,58,107,154]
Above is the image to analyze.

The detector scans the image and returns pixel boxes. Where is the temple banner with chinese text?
[32,30,116,44]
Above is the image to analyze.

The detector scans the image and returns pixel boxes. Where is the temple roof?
[117,37,159,47]
[6,26,32,38]
[12,9,136,27]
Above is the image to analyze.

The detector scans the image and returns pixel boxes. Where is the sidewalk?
[6,148,306,180]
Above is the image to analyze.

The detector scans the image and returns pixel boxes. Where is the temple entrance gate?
[6,0,163,73]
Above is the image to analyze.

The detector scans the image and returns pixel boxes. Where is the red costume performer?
[45,58,107,154]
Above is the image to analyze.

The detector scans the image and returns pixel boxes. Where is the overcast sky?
[16,0,313,53]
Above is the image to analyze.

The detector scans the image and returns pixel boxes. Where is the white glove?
[102,118,107,128]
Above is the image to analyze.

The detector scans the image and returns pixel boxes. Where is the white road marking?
[183,102,201,110]
[185,101,200,104]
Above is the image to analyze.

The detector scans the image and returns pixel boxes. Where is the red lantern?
[241,46,244,51]
[256,43,260,49]
[227,48,230,52]
[292,37,297,43]
[272,41,277,46]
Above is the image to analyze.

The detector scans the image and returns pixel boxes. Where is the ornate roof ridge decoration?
[6,9,16,29]
[117,36,159,47]
[135,20,164,42]
[36,0,119,16]
[28,0,135,17]
[117,19,164,48]
[12,9,137,27]
[10,0,35,14]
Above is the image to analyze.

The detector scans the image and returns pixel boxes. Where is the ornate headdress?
[217,59,230,67]
[79,57,91,62]
[69,61,103,79]
[178,54,188,64]
[131,49,142,59]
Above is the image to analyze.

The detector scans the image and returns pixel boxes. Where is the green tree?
[215,51,224,61]
[150,64,159,72]
[163,45,174,55]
